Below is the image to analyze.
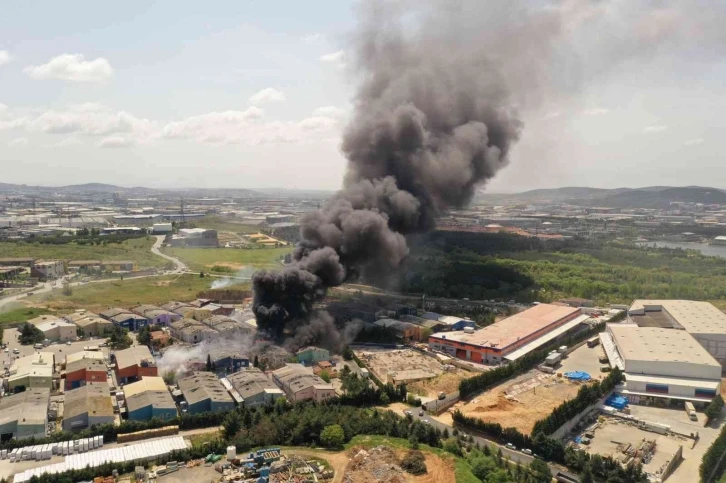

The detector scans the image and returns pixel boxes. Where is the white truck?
[685,401,697,421]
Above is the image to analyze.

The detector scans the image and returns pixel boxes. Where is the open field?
[191,216,263,234]
[161,246,290,272]
[0,306,52,325]
[22,274,238,312]
[438,369,584,435]
[0,237,169,269]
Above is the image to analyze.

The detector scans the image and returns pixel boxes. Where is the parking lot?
[558,342,607,380]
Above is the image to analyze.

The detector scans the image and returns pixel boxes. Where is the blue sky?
[1,1,725,192]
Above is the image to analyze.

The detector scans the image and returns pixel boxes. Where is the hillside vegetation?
[396,232,726,308]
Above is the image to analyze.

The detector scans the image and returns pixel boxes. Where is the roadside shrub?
[401,450,427,475]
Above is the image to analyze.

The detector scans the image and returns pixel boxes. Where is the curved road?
[151,235,188,272]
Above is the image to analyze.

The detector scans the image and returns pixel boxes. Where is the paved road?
[396,407,579,481]
[151,235,188,272]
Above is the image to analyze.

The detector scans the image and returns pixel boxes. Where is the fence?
[660,445,683,482]
[549,391,613,439]
[424,391,460,415]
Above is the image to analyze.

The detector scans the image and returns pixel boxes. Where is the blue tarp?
[605,393,628,410]
[564,371,592,381]
[574,436,583,444]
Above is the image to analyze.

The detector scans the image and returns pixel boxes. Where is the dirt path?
[286,449,349,483]
[413,453,456,483]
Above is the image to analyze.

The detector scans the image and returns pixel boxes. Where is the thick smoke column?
[253,0,524,336]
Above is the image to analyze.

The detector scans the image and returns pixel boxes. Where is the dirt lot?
[343,445,455,483]
[156,464,221,483]
[435,369,584,435]
[355,348,470,397]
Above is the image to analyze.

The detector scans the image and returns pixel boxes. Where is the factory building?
[223,368,284,407]
[0,388,50,440]
[65,352,107,390]
[7,353,55,392]
[177,372,235,414]
[36,318,77,342]
[113,346,157,384]
[131,305,180,326]
[99,308,147,331]
[373,319,424,342]
[64,310,112,337]
[602,324,722,403]
[272,364,335,403]
[295,347,330,365]
[169,228,218,247]
[628,300,726,370]
[62,383,114,431]
[428,304,585,364]
[31,260,64,280]
[124,377,177,421]
[420,313,477,331]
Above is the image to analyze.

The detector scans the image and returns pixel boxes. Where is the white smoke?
[156,330,256,378]
[210,266,255,289]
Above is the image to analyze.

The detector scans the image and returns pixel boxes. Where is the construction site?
[438,369,585,434]
[343,445,455,483]
[353,348,471,397]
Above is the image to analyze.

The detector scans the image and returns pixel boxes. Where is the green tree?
[137,325,151,346]
[61,279,72,296]
[342,347,353,360]
[319,370,331,383]
[108,326,132,350]
[705,395,724,423]
[401,450,427,475]
[529,458,552,483]
[443,437,462,457]
[222,412,241,439]
[19,323,44,345]
[320,424,345,448]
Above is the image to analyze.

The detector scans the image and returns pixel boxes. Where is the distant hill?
[478,185,726,208]
[0,182,259,198]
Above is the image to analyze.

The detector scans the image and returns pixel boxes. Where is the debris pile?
[343,446,405,483]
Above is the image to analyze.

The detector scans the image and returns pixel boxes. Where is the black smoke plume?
[253,0,524,338]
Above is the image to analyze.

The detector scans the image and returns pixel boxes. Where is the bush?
[320,424,346,449]
[705,395,724,424]
[401,450,427,475]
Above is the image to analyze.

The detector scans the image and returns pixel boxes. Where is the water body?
[636,241,726,260]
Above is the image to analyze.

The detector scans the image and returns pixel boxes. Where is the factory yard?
[354,348,470,397]
[557,342,607,379]
[439,369,583,435]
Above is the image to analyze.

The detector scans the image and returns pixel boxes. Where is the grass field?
[23,274,244,312]
[161,246,290,272]
[0,237,169,269]
[0,307,53,326]
[191,216,262,234]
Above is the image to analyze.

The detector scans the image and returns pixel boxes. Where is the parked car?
[419,410,424,417]
[522,449,533,455]
[505,443,516,450]
[66,341,72,345]
[12,348,19,354]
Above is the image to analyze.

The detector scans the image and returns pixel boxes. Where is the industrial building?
[113,346,157,384]
[7,353,55,392]
[65,353,107,390]
[99,308,147,331]
[628,300,726,370]
[296,346,330,365]
[131,304,180,326]
[64,310,112,337]
[169,228,219,247]
[177,372,235,414]
[124,377,177,421]
[602,324,722,403]
[373,318,424,342]
[0,388,50,440]
[209,350,250,374]
[31,260,64,280]
[420,313,477,331]
[223,369,284,407]
[272,364,335,403]
[36,318,77,342]
[62,383,114,431]
[428,304,585,364]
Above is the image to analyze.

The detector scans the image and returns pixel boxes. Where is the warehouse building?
[65,353,107,390]
[63,383,114,431]
[124,377,177,421]
[31,260,64,280]
[131,305,180,326]
[99,308,147,331]
[7,353,55,392]
[223,368,284,407]
[272,364,335,403]
[0,388,50,440]
[296,346,330,365]
[36,318,77,342]
[113,346,157,384]
[428,304,584,364]
[373,318,423,342]
[602,324,722,403]
[628,300,726,370]
[420,313,476,331]
[177,372,235,414]
[64,310,112,337]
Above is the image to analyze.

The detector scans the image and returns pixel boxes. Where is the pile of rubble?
[343,446,406,483]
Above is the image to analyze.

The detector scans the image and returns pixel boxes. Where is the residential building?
[295,347,330,365]
[177,372,235,414]
[62,383,114,431]
[224,368,284,407]
[124,377,177,421]
[7,352,55,392]
[113,346,157,384]
[272,364,335,403]
[65,353,107,390]
[0,388,50,440]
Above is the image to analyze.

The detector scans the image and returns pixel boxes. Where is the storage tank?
[227,445,236,460]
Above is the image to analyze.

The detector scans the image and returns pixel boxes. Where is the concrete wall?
[626,359,722,381]
[549,391,614,439]
[313,388,335,403]
[693,334,726,370]
[16,422,46,440]
[625,379,720,399]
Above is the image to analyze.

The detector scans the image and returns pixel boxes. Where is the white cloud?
[0,50,11,66]
[319,51,345,64]
[303,33,324,44]
[54,136,83,147]
[70,102,110,113]
[28,109,155,138]
[683,138,704,146]
[24,54,113,83]
[8,137,28,147]
[582,108,609,116]
[542,111,561,120]
[162,107,264,142]
[97,136,133,148]
[643,125,668,133]
[248,88,286,105]
[299,116,339,131]
[312,106,345,119]
[0,102,7,111]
